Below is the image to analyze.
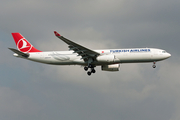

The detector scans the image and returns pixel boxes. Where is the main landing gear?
[84,64,96,76]
[152,61,156,68]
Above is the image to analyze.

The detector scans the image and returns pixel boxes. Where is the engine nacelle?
[101,64,120,71]
[96,55,115,62]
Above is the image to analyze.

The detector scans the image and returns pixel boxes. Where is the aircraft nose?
[167,53,171,58]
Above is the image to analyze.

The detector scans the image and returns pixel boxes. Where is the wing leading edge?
[54,31,100,61]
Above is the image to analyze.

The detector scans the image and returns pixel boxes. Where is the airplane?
[9,31,171,76]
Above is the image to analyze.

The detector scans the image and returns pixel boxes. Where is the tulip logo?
[17,38,32,52]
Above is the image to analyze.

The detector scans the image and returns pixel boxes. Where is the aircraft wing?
[54,31,100,61]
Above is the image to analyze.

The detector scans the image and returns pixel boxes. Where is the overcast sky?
[0,0,180,120]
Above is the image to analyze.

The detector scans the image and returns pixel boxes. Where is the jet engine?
[101,64,120,71]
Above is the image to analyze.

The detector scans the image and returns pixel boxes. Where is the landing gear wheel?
[87,71,91,76]
[91,69,96,73]
[152,61,156,68]
[84,66,88,71]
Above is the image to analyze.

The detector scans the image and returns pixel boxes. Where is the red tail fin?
[11,33,42,53]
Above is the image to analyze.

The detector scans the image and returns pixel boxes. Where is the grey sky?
[0,0,180,120]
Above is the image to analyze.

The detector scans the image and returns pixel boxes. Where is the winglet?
[54,31,61,36]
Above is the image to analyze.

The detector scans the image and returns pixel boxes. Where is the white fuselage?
[14,48,171,66]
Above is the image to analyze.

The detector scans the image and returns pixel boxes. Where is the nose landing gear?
[152,61,156,68]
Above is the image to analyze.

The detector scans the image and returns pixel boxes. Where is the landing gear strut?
[84,58,96,76]
[152,61,156,68]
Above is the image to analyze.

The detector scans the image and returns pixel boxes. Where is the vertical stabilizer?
[11,33,41,53]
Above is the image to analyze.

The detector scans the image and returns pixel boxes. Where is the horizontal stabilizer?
[9,48,29,58]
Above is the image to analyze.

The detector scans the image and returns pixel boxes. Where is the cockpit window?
[162,51,166,53]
